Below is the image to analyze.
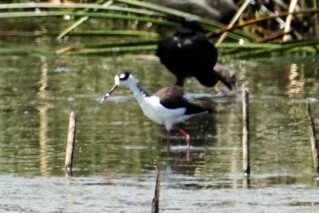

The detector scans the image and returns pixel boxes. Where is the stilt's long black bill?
[100,85,118,104]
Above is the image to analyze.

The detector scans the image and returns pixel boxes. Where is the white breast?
[139,96,187,131]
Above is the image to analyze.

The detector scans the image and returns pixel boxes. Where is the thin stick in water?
[242,83,250,176]
[151,160,160,213]
[306,99,319,173]
[64,111,77,177]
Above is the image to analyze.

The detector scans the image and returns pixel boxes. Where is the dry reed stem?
[283,0,298,41]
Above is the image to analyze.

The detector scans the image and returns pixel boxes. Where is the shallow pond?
[0,51,319,212]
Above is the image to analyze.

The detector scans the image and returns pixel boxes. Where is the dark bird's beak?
[224,81,237,96]
[229,83,237,93]
[100,84,118,104]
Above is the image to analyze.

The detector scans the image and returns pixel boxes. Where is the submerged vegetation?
[0,0,318,59]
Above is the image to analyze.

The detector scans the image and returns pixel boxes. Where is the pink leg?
[178,128,190,149]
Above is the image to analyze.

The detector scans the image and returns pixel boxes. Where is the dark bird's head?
[214,64,237,93]
[179,18,205,34]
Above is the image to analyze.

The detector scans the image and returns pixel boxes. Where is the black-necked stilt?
[100,71,212,148]
[156,20,236,92]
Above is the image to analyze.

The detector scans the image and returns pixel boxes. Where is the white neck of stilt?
[126,80,164,127]
[127,81,148,102]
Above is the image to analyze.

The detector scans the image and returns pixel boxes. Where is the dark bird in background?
[156,20,236,93]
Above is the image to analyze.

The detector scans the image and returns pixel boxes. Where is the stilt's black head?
[117,71,131,81]
[100,71,136,103]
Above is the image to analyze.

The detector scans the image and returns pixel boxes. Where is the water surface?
[0,52,319,212]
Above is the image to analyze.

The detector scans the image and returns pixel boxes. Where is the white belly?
[139,100,164,125]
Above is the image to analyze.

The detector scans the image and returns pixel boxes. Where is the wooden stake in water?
[151,161,160,213]
[306,99,319,173]
[242,83,250,176]
[64,111,77,177]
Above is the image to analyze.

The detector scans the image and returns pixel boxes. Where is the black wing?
[154,86,212,114]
